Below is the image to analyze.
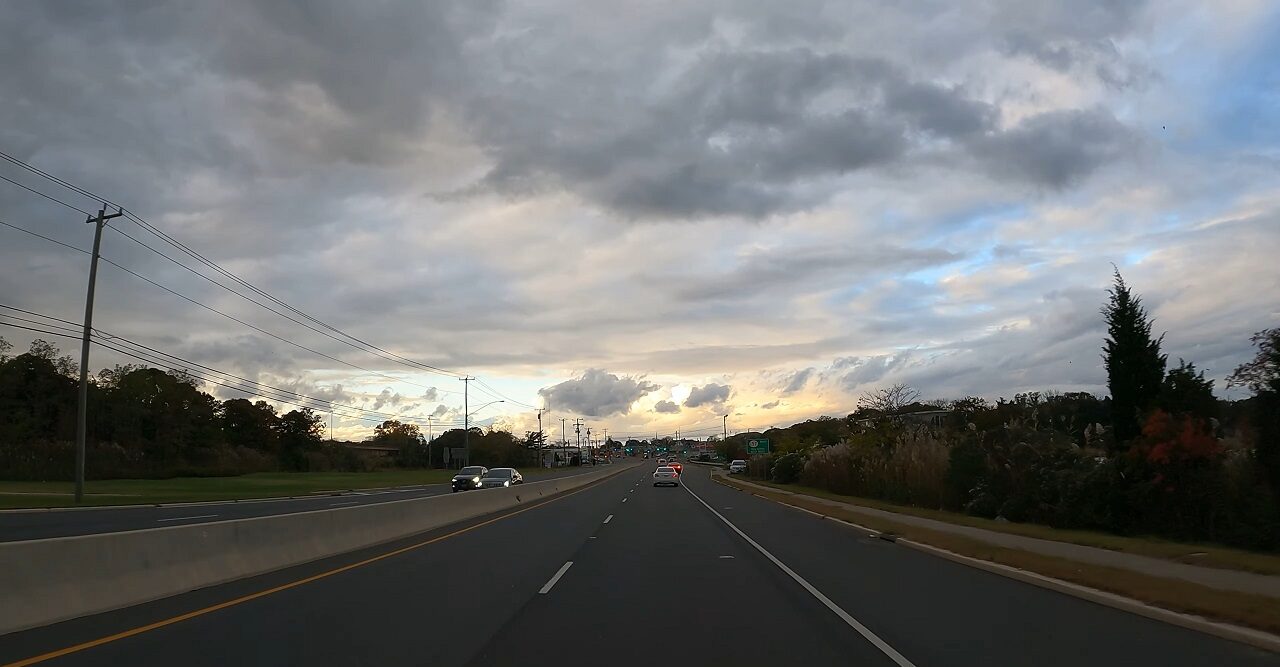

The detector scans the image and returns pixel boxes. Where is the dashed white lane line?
[604,514,613,524]
[539,561,574,594]
[682,483,917,667]
[156,514,218,523]
[622,498,628,503]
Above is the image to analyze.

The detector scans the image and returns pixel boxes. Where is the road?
[0,465,1274,666]
[0,467,595,542]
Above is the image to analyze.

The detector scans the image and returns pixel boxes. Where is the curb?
[712,473,1280,654]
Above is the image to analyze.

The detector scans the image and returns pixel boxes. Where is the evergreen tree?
[1159,359,1217,421]
[1101,270,1166,446]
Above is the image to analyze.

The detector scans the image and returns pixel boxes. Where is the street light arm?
[466,399,505,418]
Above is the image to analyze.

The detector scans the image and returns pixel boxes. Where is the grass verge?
[718,475,1280,635]
[730,476,1280,576]
[0,467,570,509]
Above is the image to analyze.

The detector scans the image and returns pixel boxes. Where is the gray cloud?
[684,383,731,408]
[971,108,1139,188]
[466,49,1017,218]
[371,388,403,411]
[761,400,780,410]
[431,404,450,418]
[653,400,681,414]
[281,380,354,406]
[422,387,440,401]
[676,244,962,303]
[538,369,658,417]
[782,368,813,395]
[836,354,914,391]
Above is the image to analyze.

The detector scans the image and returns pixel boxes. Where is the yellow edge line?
[4,477,610,667]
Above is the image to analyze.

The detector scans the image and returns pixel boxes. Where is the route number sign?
[746,438,770,454]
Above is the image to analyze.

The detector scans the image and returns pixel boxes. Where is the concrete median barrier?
[0,463,636,635]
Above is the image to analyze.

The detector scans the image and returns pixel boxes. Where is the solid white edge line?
[155,514,218,522]
[539,561,574,594]
[682,483,917,667]
[604,514,613,524]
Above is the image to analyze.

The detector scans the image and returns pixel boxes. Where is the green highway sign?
[746,438,770,454]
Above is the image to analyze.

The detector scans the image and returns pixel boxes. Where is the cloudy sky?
[1,0,1277,441]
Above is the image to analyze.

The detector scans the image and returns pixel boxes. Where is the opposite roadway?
[0,467,594,542]
[0,465,1274,666]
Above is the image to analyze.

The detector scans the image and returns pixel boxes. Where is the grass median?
[717,474,1280,634]
[0,467,571,509]
[729,476,1280,577]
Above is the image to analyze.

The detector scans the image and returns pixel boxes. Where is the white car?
[653,466,680,487]
[656,457,667,465]
[728,459,748,474]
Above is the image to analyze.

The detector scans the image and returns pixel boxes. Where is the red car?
[668,462,683,475]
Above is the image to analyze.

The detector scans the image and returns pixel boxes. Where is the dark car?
[451,466,488,492]
[478,468,524,489]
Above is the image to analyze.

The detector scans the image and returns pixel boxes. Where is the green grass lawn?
[733,476,1280,576]
[0,467,567,509]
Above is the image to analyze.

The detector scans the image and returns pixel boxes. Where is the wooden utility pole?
[75,205,123,503]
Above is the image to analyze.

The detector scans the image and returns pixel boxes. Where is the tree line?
[0,336,550,479]
[0,338,351,479]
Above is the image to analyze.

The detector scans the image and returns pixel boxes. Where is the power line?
[114,216,466,380]
[0,150,109,205]
[0,173,94,216]
[124,208,465,378]
[92,254,443,392]
[0,150,534,402]
[0,218,449,394]
[105,225,461,392]
[473,377,537,409]
[0,218,90,255]
[1,149,466,380]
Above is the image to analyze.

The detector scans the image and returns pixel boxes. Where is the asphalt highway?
[0,466,595,542]
[0,465,1274,666]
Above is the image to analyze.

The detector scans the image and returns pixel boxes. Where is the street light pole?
[575,420,583,466]
[427,416,434,468]
[723,414,729,444]
[75,205,123,503]
[560,418,567,467]
[536,408,546,468]
[461,376,473,468]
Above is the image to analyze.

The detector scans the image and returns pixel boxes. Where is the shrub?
[945,438,987,511]
[771,452,805,484]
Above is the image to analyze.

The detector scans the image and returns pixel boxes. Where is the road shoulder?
[715,471,1280,653]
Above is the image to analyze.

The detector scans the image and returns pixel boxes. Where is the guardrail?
[0,463,637,635]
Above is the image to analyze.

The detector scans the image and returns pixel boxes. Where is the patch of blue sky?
[1162,10,1280,156]
[1122,249,1152,266]
[929,202,1028,243]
